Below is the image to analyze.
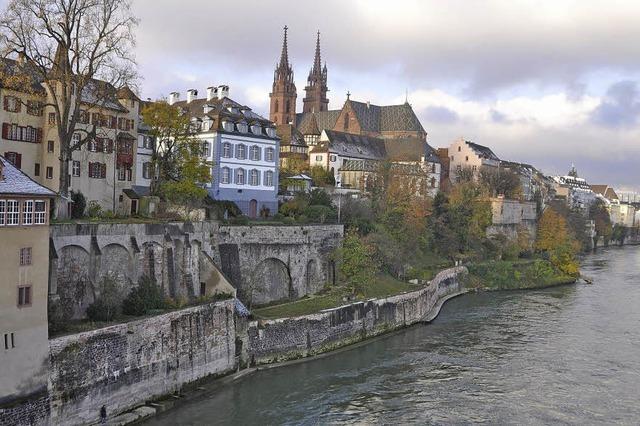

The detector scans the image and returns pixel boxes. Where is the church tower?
[302,32,329,113]
[270,26,297,126]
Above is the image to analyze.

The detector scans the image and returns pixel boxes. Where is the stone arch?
[57,244,92,319]
[100,243,132,288]
[306,259,318,294]
[250,258,291,305]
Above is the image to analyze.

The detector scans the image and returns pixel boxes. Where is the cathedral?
[269,26,428,144]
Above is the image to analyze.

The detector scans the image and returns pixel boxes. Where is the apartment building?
[0,156,55,406]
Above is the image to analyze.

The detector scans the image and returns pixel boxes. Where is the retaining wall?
[47,299,236,425]
[246,267,467,365]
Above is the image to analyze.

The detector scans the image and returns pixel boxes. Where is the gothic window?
[343,113,349,131]
[274,100,279,113]
[286,100,290,113]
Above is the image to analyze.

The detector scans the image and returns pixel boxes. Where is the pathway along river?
[148,246,640,425]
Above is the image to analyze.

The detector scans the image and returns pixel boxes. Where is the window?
[4,96,20,112]
[4,333,15,349]
[343,113,349,131]
[202,141,211,157]
[4,151,21,169]
[458,146,461,152]
[221,167,230,184]
[127,168,132,181]
[47,140,54,153]
[34,163,40,176]
[87,139,97,152]
[235,168,245,185]
[72,133,81,150]
[265,148,274,162]
[236,144,246,160]
[117,167,126,181]
[250,146,261,161]
[0,200,4,226]
[72,160,80,177]
[22,201,33,225]
[249,169,260,186]
[6,200,19,225]
[48,112,56,125]
[315,155,323,161]
[79,110,89,124]
[34,201,46,224]
[104,139,114,153]
[222,143,232,158]
[430,177,436,188]
[274,100,279,113]
[330,155,337,162]
[20,247,32,265]
[89,162,106,179]
[143,162,152,179]
[264,170,274,187]
[46,167,53,179]
[2,123,42,143]
[17,286,32,307]
[465,156,469,162]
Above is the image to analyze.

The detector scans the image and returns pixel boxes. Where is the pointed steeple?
[312,31,322,74]
[51,42,71,79]
[279,25,290,69]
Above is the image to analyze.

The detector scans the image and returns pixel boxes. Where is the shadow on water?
[147,246,640,426]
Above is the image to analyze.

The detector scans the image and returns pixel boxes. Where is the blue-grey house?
[170,86,279,217]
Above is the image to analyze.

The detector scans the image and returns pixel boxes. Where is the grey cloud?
[590,80,640,127]
[489,109,509,124]
[422,106,458,124]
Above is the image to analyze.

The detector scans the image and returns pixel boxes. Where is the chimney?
[168,92,180,105]
[207,86,218,101]
[218,85,229,98]
[187,89,198,103]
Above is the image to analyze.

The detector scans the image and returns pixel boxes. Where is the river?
[148,246,640,425]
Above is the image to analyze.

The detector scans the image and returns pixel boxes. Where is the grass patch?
[465,259,575,291]
[253,274,420,319]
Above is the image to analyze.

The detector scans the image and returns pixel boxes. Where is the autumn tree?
[337,231,377,296]
[589,198,612,248]
[535,207,580,277]
[479,168,523,199]
[0,0,138,202]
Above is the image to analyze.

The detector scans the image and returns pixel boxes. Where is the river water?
[148,246,640,425]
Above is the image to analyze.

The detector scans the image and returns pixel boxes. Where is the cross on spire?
[312,31,322,74]
[346,91,351,100]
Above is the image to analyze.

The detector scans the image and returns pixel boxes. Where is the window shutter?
[2,123,8,139]
[15,153,22,169]
[3,97,7,111]
[16,98,21,113]
[102,163,106,178]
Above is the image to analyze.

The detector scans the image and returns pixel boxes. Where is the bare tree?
[0,0,138,201]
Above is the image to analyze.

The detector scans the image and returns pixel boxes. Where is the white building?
[448,138,500,182]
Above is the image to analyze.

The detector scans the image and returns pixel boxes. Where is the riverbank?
[464,259,577,291]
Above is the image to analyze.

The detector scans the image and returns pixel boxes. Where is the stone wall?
[246,267,467,365]
[214,225,343,305]
[0,392,50,426]
[487,198,538,242]
[47,299,236,426]
[49,221,234,318]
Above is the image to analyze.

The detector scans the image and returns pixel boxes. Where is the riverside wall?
[46,299,236,426]
[246,267,468,365]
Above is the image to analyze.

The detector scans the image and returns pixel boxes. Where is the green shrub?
[86,276,124,321]
[86,201,103,218]
[282,216,295,225]
[304,205,336,223]
[122,275,165,316]
[229,215,250,225]
[70,191,86,219]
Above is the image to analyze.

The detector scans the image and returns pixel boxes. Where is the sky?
[12,0,640,190]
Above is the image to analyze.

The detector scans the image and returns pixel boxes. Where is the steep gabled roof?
[348,100,382,132]
[590,184,619,201]
[380,103,425,133]
[321,129,387,160]
[466,141,500,161]
[384,137,439,163]
[0,156,56,197]
[276,124,306,146]
[295,109,341,134]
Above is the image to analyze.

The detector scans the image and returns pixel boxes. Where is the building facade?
[170,86,279,217]
[0,54,140,216]
[0,156,55,408]
[448,138,500,182]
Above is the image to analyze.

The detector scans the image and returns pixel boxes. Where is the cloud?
[590,80,640,127]
[423,106,458,124]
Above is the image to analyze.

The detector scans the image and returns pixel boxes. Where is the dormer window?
[226,106,238,114]
[266,127,276,138]
[251,124,262,134]
[203,104,214,114]
[222,120,234,132]
[237,122,248,133]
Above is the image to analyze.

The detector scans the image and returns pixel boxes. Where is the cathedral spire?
[279,25,289,68]
[312,31,321,74]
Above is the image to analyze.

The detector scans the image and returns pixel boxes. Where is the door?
[249,199,257,218]
[130,199,138,215]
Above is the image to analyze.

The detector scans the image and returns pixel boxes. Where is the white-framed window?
[72,160,80,177]
[222,120,233,132]
[142,162,152,179]
[6,200,19,225]
[34,201,46,224]
[251,124,262,135]
[19,247,32,266]
[235,168,245,185]
[264,170,274,187]
[250,145,261,161]
[265,148,274,162]
[0,200,5,226]
[22,200,33,225]
[117,167,126,181]
[237,122,248,133]
[249,169,260,186]
[222,142,232,158]
[236,144,246,160]
[72,133,81,149]
[202,141,211,157]
[330,155,337,162]
[315,155,323,161]
[46,166,53,179]
[221,167,231,184]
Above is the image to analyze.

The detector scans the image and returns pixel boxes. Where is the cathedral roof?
[314,129,387,160]
[384,137,440,163]
[276,124,306,146]
[295,99,426,135]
